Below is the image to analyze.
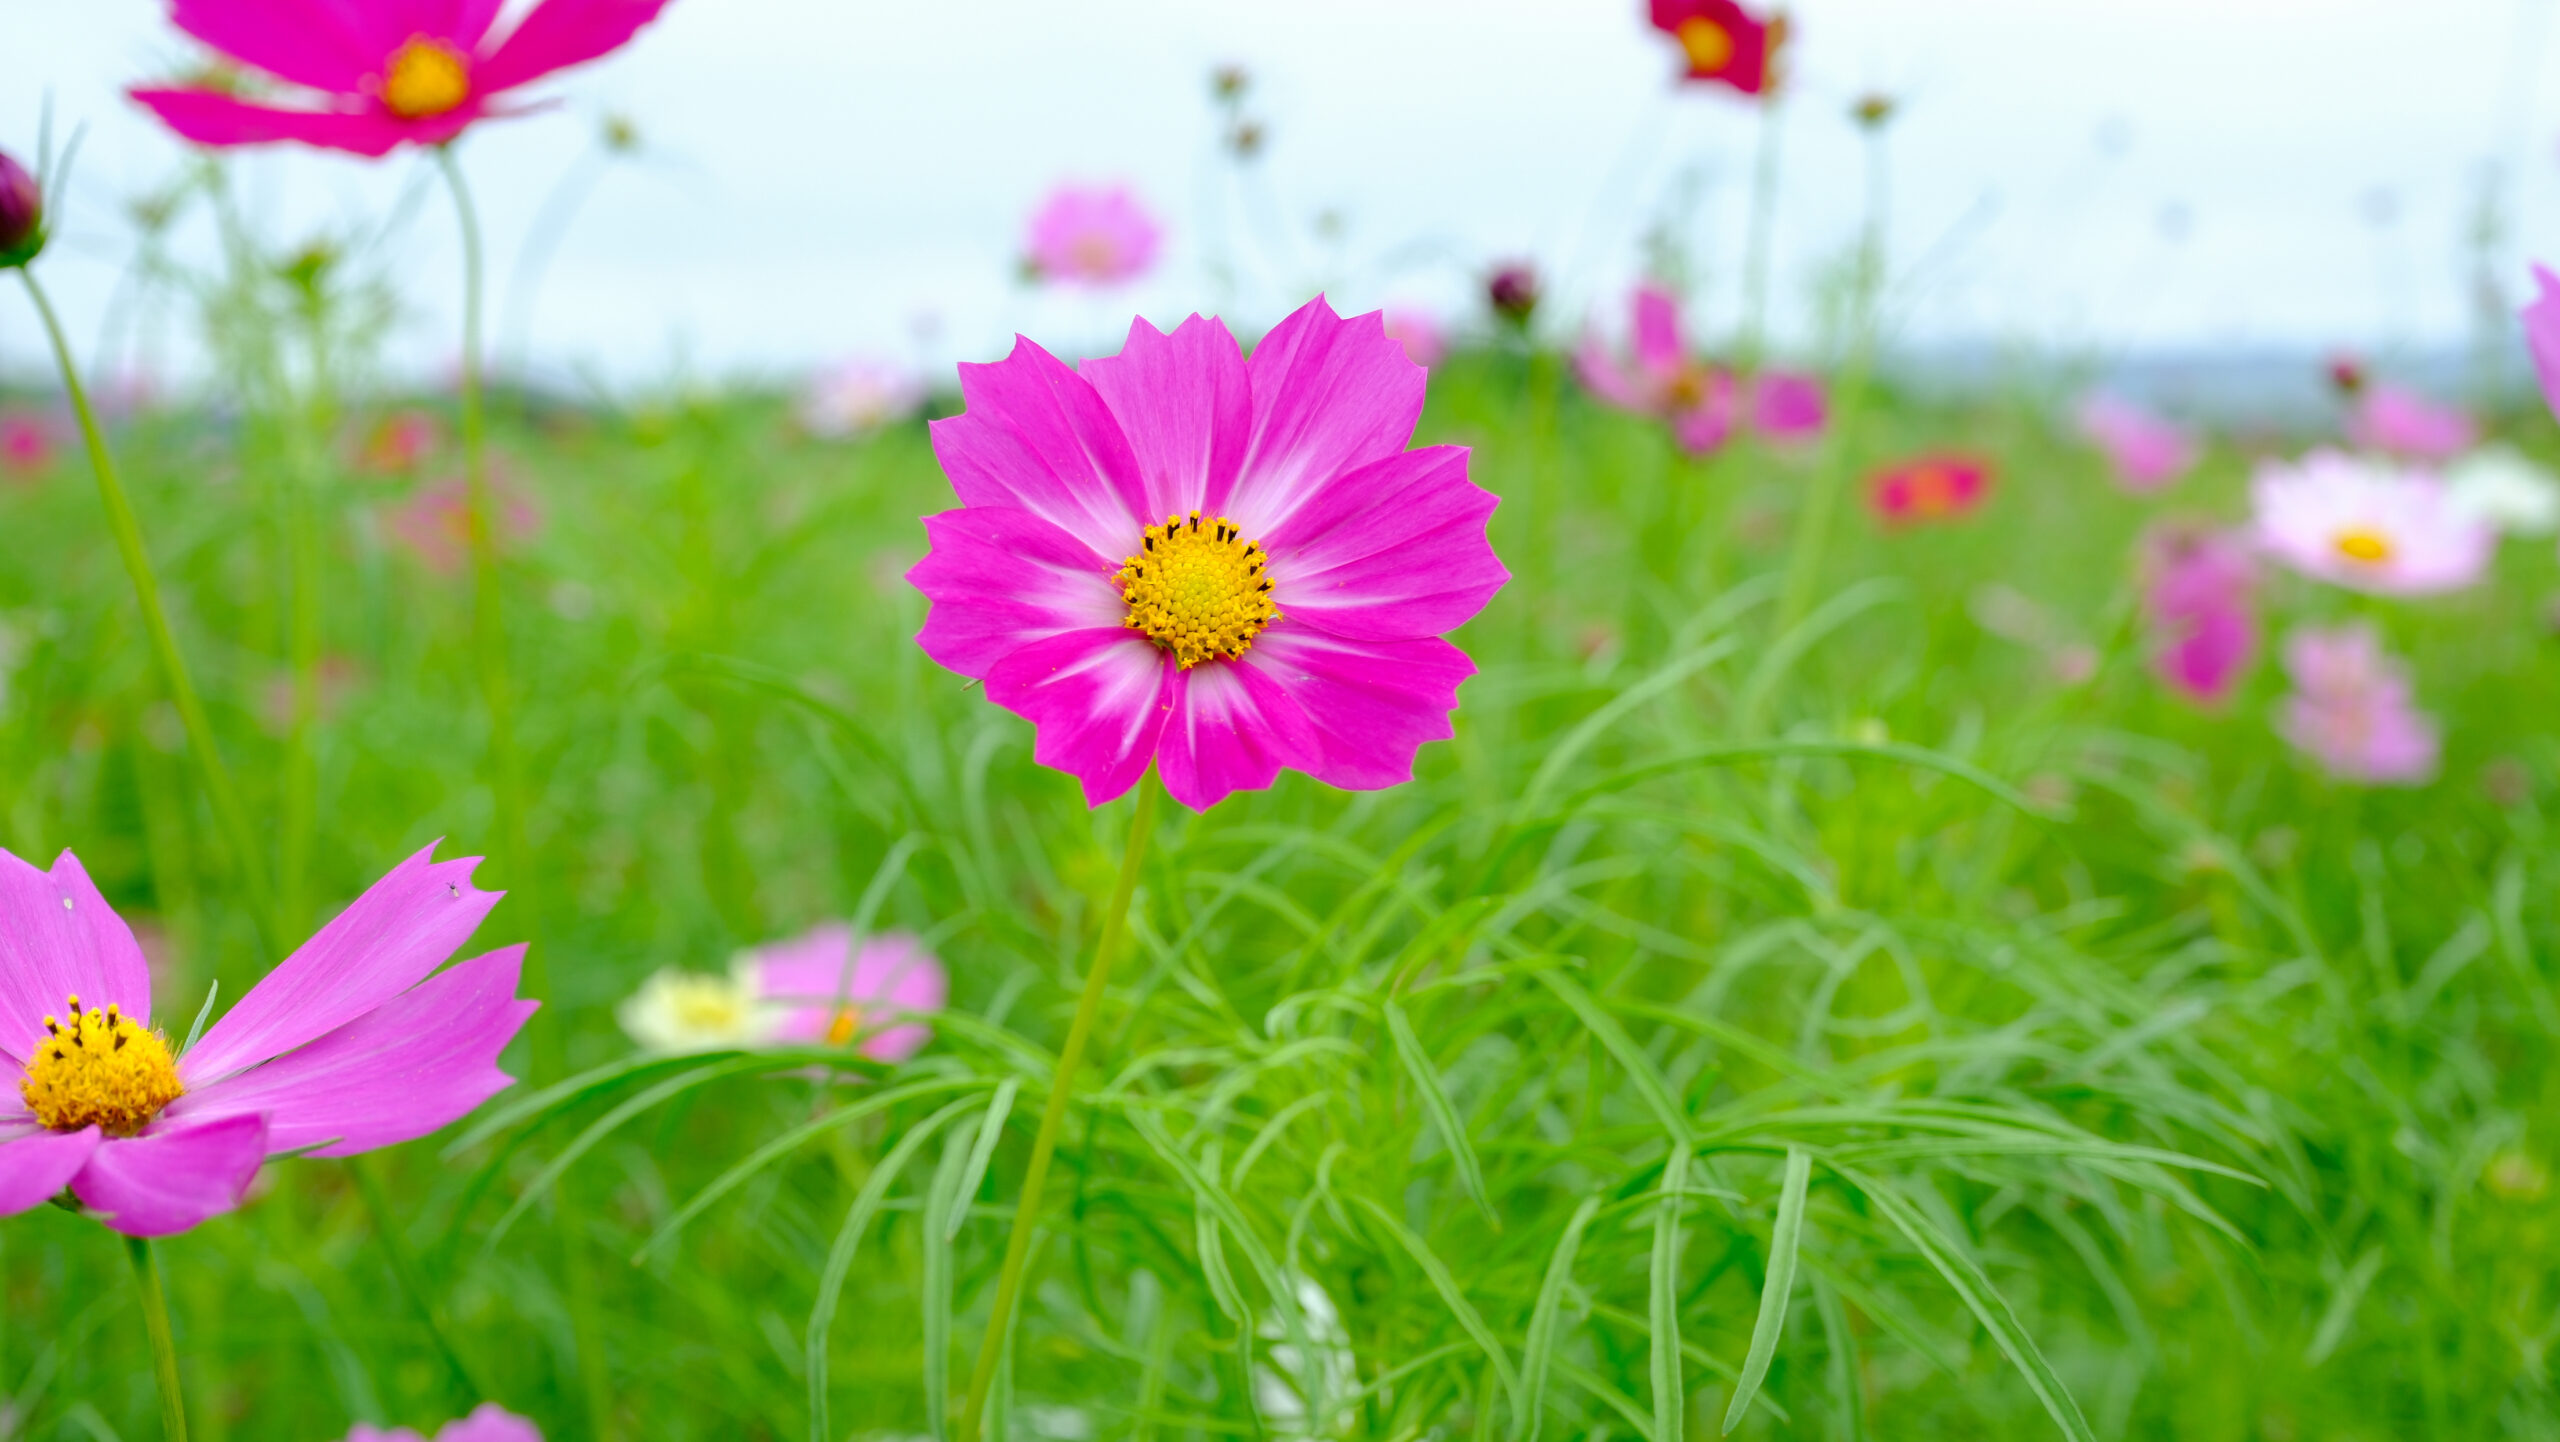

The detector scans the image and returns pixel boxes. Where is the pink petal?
[168,0,383,92]
[758,930,947,1062]
[1079,314,1252,522]
[0,849,153,1069]
[182,845,502,1085]
[436,1404,544,1442]
[348,1428,432,1442]
[909,506,1123,679]
[931,338,1152,560]
[1574,334,1651,412]
[1263,445,1508,642]
[1632,284,1687,376]
[983,629,1176,807]
[1157,658,1322,811]
[1671,383,1738,455]
[0,1125,101,1218]
[128,89,478,157]
[1244,628,1475,792]
[474,0,673,94]
[2524,264,2560,427]
[167,947,533,1158]
[1229,297,1426,540]
[71,1114,268,1237]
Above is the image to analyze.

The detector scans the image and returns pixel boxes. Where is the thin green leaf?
[1384,1000,1499,1230]
[1517,1193,1603,1442]
[945,1077,1020,1243]
[1351,1195,1523,1420]
[1722,1147,1813,1434]
[807,1096,977,1442]
[1652,1145,1688,1442]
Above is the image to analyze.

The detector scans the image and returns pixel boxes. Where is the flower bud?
[1487,261,1541,328]
[0,150,43,268]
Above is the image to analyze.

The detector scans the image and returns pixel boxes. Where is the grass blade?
[1722,1147,1813,1434]
[1351,1195,1523,1418]
[1517,1194,1603,1442]
[1652,1146,1688,1442]
[1384,1000,1499,1230]
[945,1077,1020,1243]
[807,1097,977,1442]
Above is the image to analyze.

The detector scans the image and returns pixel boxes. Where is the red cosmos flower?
[1648,0,1788,97]
[129,0,673,157]
[1869,453,1992,526]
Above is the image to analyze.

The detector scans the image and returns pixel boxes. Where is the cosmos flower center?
[1116,512,1281,669]
[824,1006,864,1046]
[1676,17,1736,70]
[1905,466,1960,514]
[381,37,472,120]
[664,975,753,1035]
[2333,527,2394,564]
[20,995,183,1137]
[1067,233,1122,276]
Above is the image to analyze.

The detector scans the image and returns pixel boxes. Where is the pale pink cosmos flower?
[2140,524,2255,705]
[797,358,926,440]
[2346,383,2476,462]
[130,0,674,157]
[2251,450,2491,595]
[0,846,534,1237]
[908,296,1508,812]
[347,1404,542,1442]
[619,927,945,1061]
[1024,185,1162,287]
[1576,284,1824,452]
[2277,624,2439,785]
[2077,394,2197,493]
[1382,308,1447,369]
[387,478,542,575]
[2522,265,2560,424]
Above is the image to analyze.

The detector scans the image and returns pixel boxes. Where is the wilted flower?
[131,0,674,156]
[1869,453,1992,526]
[1381,308,1447,369]
[620,926,945,1061]
[2347,383,2476,462]
[2445,445,2560,536]
[2141,525,2256,705]
[1024,185,1162,287]
[1487,262,1541,328]
[1649,0,1788,97]
[797,358,925,440]
[2077,394,2198,493]
[908,296,1508,811]
[2252,450,2490,595]
[0,150,42,268]
[0,413,53,476]
[2276,624,2439,785]
[0,845,533,1236]
[386,478,542,575]
[2521,265,2560,424]
[346,1404,542,1442]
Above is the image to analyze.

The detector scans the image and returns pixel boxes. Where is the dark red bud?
[1488,262,1541,326]
[0,151,42,268]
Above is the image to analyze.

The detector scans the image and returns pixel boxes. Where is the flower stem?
[954,773,1162,1442]
[125,1236,188,1442]
[18,268,278,955]
[1737,96,1787,368]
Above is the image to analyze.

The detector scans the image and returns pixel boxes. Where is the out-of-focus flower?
[1851,92,1898,129]
[346,1404,542,1442]
[0,413,54,476]
[2488,1149,2551,1202]
[130,0,674,157]
[0,845,532,1237]
[355,410,439,476]
[257,654,365,736]
[1576,284,1736,455]
[2077,393,2197,493]
[1381,308,1447,369]
[2252,450,2491,595]
[2446,445,2560,536]
[2521,264,2560,424]
[386,478,542,575]
[1869,453,1992,526]
[620,926,946,1061]
[2347,383,2476,462]
[908,297,1507,811]
[1648,0,1788,97]
[2326,352,2367,398]
[1023,185,1161,287]
[2141,524,2256,705]
[797,358,925,440]
[0,150,43,268]
[1751,371,1826,443]
[2276,623,2439,785]
[1487,262,1541,329]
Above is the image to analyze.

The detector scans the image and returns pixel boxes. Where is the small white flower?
[616,960,772,1054]
[2445,445,2560,536]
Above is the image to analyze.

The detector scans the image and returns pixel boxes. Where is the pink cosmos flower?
[2251,449,2490,596]
[0,845,533,1237]
[2522,264,2560,424]
[907,295,1509,812]
[2346,383,2476,462]
[2277,624,2439,785]
[129,0,674,157]
[387,477,542,574]
[2077,394,2197,493]
[1576,284,1738,454]
[356,410,440,476]
[0,413,51,476]
[1869,453,1992,526]
[2141,524,2255,705]
[746,926,945,1062]
[798,358,926,440]
[1382,308,1448,369]
[347,1404,542,1442]
[1751,371,1827,444]
[1024,185,1162,287]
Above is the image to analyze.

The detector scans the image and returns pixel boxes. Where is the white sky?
[6,0,2560,388]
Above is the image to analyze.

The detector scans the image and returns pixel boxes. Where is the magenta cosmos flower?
[129,0,673,157]
[2346,383,2475,462]
[908,296,1508,813]
[0,846,532,1237]
[1024,185,1162,287]
[2141,524,2255,705]
[349,1405,541,1442]
[2523,265,2560,424]
[2252,450,2490,596]
[2277,624,2439,785]
[2077,394,2197,493]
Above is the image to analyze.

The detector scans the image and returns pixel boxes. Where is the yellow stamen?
[380,38,472,120]
[824,1006,863,1047]
[1676,17,1735,72]
[2333,527,2394,564]
[20,995,183,1137]
[1116,512,1282,669]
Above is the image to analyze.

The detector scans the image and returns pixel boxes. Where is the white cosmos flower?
[616,960,775,1054]
[2446,445,2560,536]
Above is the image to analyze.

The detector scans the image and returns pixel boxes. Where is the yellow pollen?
[1116,512,1281,669]
[1676,17,1736,72]
[2333,527,2394,564]
[824,1006,863,1047]
[380,37,472,120]
[20,995,183,1137]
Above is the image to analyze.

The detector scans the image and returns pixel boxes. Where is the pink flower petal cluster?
[348,1404,542,1442]
[2077,394,2197,493]
[2276,624,2439,785]
[2524,264,2560,425]
[1869,453,1992,526]
[1024,185,1162,287]
[2140,524,2255,705]
[130,0,674,157]
[2251,450,2490,596]
[1575,284,1825,453]
[908,296,1508,813]
[1382,308,1448,369]
[0,846,534,1237]
[387,477,543,575]
[2346,383,2476,462]
[745,926,946,1062]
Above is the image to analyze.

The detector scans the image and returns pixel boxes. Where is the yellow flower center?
[667,979,751,1035]
[20,996,183,1137]
[1116,512,1281,669]
[381,38,472,120]
[2333,527,2394,564]
[1676,17,1735,71]
[824,1006,864,1047]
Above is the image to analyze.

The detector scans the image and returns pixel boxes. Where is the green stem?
[1737,97,1787,367]
[125,1236,189,1442]
[955,773,1163,1442]
[18,268,278,955]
